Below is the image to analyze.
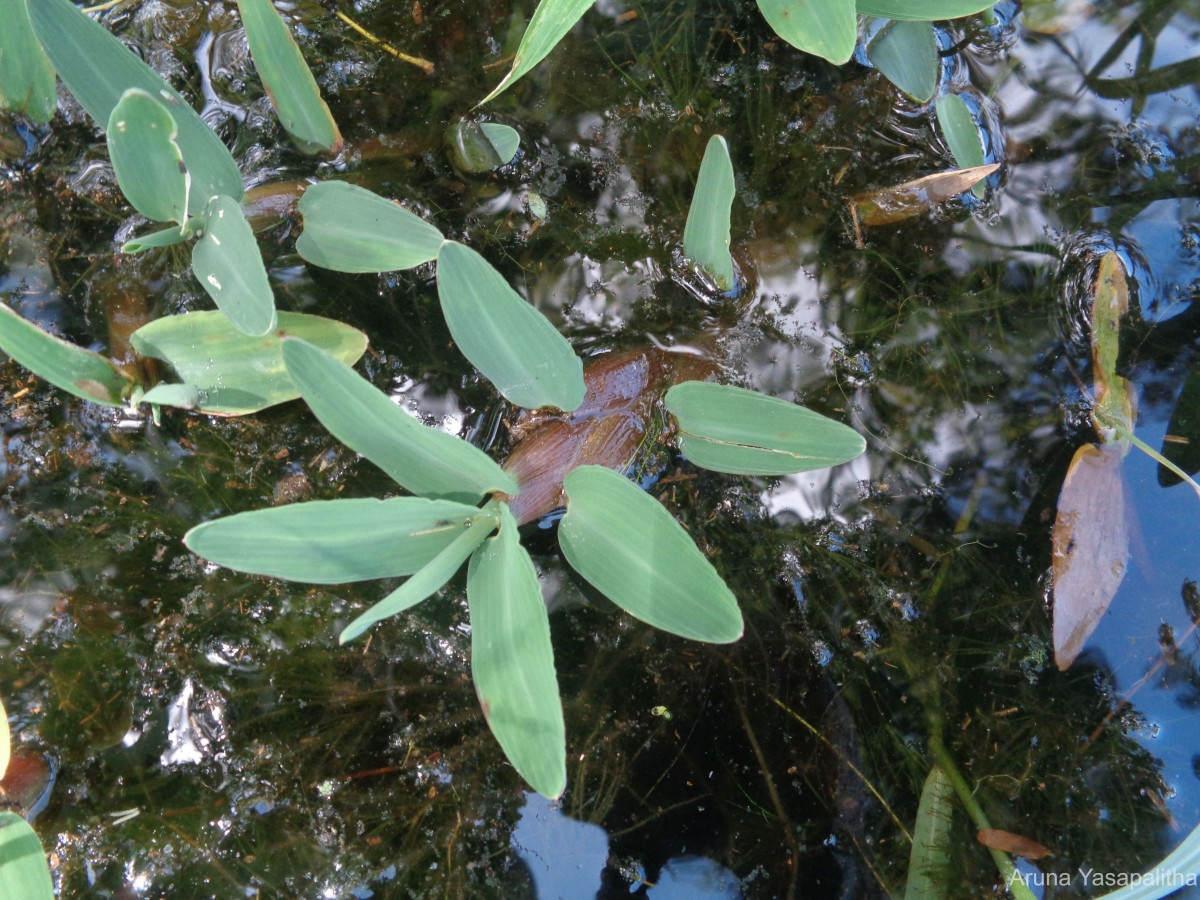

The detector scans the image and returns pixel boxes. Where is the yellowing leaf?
[852,164,999,226]
[1052,442,1129,670]
[1091,251,1134,440]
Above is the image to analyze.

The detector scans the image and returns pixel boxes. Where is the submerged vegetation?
[1,0,1199,896]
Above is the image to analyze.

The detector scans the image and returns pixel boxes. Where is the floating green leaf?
[0,0,56,124]
[869,20,938,103]
[856,0,995,19]
[559,466,743,643]
[481,123,520,164]
[756,0,857,64]
[468,504,566,799]
[904,765,955,900]
[236,0,342,155]
[296,182,444,273]
[192,194,277,336]
[480,0,596,103]
[0,813,54,900]
[107,89,189,226]
[446,121,520,172]
[935,93,987,197]
[665,381,866,475]
[436,241,584,412]
[130,310,367,416]
[682,135,736,292]
[28,0,243,212]
[340,515,499,643]
[282,337,518,503]
[185,497,485,583]
[0,302,129,407]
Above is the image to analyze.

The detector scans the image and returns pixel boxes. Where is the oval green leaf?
[935,93,984,169]
[480,0,596,104]
[856,0,995,19]
[0,813,54,900]
[481,123,520,164]
[682,135,736,292]
[467,503,566,799]
[282,337,518,502]
[0,0,56,124]
[296,181,444,273]
[28,0,243,212]
[665,381,866,475]
[185,497,485,583]
[130,310,367,416]
[935,92,988,199]
[868,20,938,103]
[0,302,129,407]
[107,88,189,225]
[192,194,277,336]
[756,0,857,65]
[340,515,498,644]
[236,0,342,155]
[436,241,584,412]
[559,466,743,643]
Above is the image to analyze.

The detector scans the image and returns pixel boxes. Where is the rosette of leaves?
[183,339,866,797]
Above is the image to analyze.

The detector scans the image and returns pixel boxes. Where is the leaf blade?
[339,516,498,643]
[868,20,938,103]
[0,302,129,407]
[184,497,485,583]
[904,765,955,900]
[480,0,596,104]
[468,504,566,798]
[856,0,995,19]
[107,88,189,225]
[130,310,367,416]
[0,812,54,900]
[756,0,858,65]
[436,240,584,412]
[1052,442,1129,670]
[682,135,736,292]
[0,0,56,124]
[235,0,342,155]
[191,194,277,336]
[296,182,444,273]
[281,337,518,502]
[665,381,866,476]
[28,0,243,212]
[559,466,743,643]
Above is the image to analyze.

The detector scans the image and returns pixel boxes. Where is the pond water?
[2,0,1200,897]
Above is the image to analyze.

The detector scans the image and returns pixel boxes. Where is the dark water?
[2,0,1200,897]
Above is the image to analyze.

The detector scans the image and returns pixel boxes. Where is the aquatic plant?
[183,337,865,796]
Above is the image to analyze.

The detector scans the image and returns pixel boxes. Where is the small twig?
[334,9,434,75]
